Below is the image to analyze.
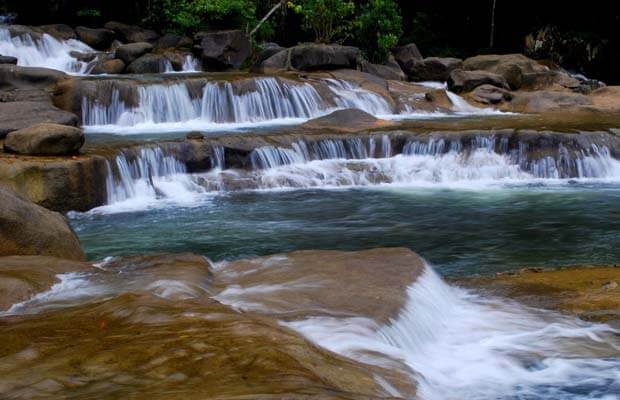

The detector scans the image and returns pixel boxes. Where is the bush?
[355,0,402,63]
[288,0,355,43]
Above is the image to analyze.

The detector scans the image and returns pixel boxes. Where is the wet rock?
[257,42,285,63]
[4,123,84,156]
[392,43,423,74]
[0,256,92,311]
[0,101,78,138]
[470,84,513,104]
[186,131,205,140]
[407,57,463,82]
[5,24,42,41]
[104,21,159,43]
[302,109,396,132]
[360,55,406,81]
[198,30,251,70]
[39,24,76,41]
[0,55,18,65]
[69,51,96,63]
[448,69,510,93]
[115,42,154,65]
[75,26,115,50]
[126,53,168,74]
[0,186,85,260]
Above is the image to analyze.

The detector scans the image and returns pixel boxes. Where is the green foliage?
[288,0,355,43]
[76,8,102,18]
[145,0,257,34]
[354,0,402,63]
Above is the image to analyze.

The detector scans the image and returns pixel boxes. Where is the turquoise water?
[71,183,620,276]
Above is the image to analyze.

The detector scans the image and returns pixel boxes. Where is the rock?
[360,55,406,81]
[69,51,96,63]
[0,186,85,260]
[602,281,618,291]
[39,24,76,41]
[162,50,188,71]
[186,131,205,140]
[0,153,108,212]
[470,84,513,104]
[75,26,115,50]
[448,69,510,93]
[126,53,169,74]
[507,90,593,113]
[0,256,92,311]
[302,109,396,132]
[155,33,193,50]
[407,57,463,82]
[115,42,154,65]
[5,25,42,41]
[392,43,423,76]
[463,54,549,90]
[289,43,360,71]
[91,58,125,74]
[0,55,18,65]
[257,42,285,63]
[198,30,251,70]
[0,65,67,89]
[260,49,289,71]
[104,21,159,43]
[0,101,78,138]
[4,123,84,156]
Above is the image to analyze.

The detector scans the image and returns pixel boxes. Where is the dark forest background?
[2,0,619,83]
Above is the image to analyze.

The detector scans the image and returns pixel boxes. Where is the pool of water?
[71,183,620,276]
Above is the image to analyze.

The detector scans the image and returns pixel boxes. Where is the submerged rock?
[0,186,85,260]
[4,123,84,156]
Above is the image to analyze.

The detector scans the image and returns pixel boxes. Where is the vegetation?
[288,0,355,43]
[354,0,402,63]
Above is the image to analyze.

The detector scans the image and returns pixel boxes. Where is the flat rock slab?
[4,123,84,155]
[0,101,78,138]
[302,108,397,132]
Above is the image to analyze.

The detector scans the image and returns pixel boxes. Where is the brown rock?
[302,109,396,132]
[4,123,84,156]
[448,69,510,93]
[0,101,78,138]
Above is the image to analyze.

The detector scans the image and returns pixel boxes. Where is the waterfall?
[181,55,201,72]
[0,28,94,74]
[81,77,402,132]
[377,266,620,400]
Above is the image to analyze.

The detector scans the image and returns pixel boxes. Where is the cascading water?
[0,27,94,73]
[324,78,394,115]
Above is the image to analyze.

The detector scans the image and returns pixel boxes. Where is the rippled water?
[71,183,620,276]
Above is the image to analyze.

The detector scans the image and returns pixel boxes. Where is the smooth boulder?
[4,123,84,155]
[0,186,85,260]
[0,101,78,138]
[104,21,159,43]
[155,33,193,50]
[463,54,550,90]
[116,42,154,65]
[39,24,76,41]
[0,55,18,65]
[91,58,126,74]
[75,26,115,50]
[392,43,423,74]
[407,57,463,82]
[360,55,406,81]
[257,42,285,63]
[470,84,513,104]
[198,30,251,70]
[290,43,360,71]
[448,69,510,93]
[126,53,168,74]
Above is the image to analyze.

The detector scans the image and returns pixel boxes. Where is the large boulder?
[39,24,76,41]
[0,101,78,138]
[463,54,549,90]
[392,43,423,74]
[126,53,169,74]
[507,90,593,113]
[75,26,115,50]
[0,65,67,89]
[0,56,18,65]
[115,42,154,65]
[289,43,360,71]
[407,57,463,82]
[360,55,406,81]
[448,69,510,93]
[90,58,126,75]
[470,84,513,104]
[257,42,285,63]
[104,21,159,43]
[198,30,251,70]
[0,186,85,260]
[155,33,193,50]
[4,123,84,156]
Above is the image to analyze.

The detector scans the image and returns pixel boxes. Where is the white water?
[287,265,620,400]
[0,27,94,73]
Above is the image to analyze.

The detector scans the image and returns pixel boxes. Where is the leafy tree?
[288,0,355,43]
[355,0,402,63]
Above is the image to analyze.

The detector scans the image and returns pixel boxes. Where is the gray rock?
[0,55,18,65]
[392,43,423,74]
[39,24,76,41]
[104,21,159,43]
[0,65,67,89]
[198,30,251,70]
[116,42,154,65]
[155,33,193,50]
[407,57,463,82]
[126,53,169,74]
[471,84,513,104]
[0,101,78,138]
[4,123,84,155]
[258,42,285,63]
[360,55,406,81]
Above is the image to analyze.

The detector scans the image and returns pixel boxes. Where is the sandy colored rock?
[302,109,396,132]
[0,186,85,260]
[4,123,84,155]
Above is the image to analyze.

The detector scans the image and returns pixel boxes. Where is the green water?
[70,183,620,276]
